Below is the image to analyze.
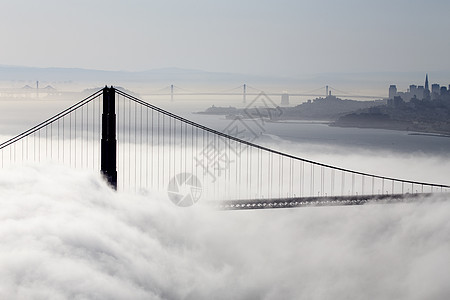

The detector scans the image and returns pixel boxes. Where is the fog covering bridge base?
[0,86,449,210]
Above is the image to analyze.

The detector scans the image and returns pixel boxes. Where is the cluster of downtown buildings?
[388,74,450,106]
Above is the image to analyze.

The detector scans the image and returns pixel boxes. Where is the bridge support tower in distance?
[171,84,174,102]
[243,84,247,104]
[101,86,117,189]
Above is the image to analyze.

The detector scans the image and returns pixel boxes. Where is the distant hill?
[278,94,386,121]
[198,94,386,121]
[0,65,295,86]
[333,97,450,134]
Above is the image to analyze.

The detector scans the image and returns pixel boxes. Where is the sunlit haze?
[1,0,450,76]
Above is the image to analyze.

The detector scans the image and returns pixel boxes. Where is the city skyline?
[389,73,450,101]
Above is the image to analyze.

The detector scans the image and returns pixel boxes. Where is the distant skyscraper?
[389,85,397,99]
[281,92,289,106]
[409,85,417,99]
[432,83,440,100]
[417,86,424,99]
[424,74,430,100]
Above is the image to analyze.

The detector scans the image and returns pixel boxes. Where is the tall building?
[424,74,431,100]
[389,85,397,99]
[432,84,440,100]
[409,85,418,99]
[281,92,289,106]
[417,86,424,99]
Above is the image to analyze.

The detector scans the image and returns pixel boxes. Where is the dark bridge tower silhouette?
[101,86,117,189]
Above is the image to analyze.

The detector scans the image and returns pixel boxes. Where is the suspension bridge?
[0,86,448,210]
[145,84,385,103]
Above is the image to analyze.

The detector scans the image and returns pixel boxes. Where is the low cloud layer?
[0,164,449,299]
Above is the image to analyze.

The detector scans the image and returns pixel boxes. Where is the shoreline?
[194,111,450,137]
[407,132,450,138]
[330,122,450,137]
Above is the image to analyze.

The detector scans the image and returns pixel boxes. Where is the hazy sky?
[1,0,450,76]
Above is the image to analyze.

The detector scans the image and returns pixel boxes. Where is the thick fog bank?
[0,165,449,299]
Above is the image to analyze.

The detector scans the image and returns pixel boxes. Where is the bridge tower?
[101,86,117,189]
[243,84,247,104]
[171,84,174,102]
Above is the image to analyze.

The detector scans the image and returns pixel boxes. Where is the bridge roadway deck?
[211,193,434,210]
